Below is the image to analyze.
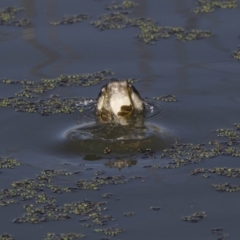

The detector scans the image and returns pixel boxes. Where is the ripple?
[53,100,174,159]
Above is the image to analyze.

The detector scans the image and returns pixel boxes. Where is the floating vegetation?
[94,227,124,236]
[91,12,212,44]
[211,228,228,239]
[150,206,161,211]
[102,193,113,198]
[0,157,21,169]
[2,70,114,98]
[0,234,13,240]
[43,233,85,240]
[212,182,240,192]
[208,167,240,178]
[50,14,89,26]
[106,1,139,10]
[161,143,216,168]
[0,70,115,116]
[105,159,137,169]
[182,212,206,222]
[77,175,128,190]
[153,95,177,102]
[175,29,212,41]
[194,0,238,13]
[0,6,31,26]
[103,147,111,154]
[124,212,135,216]
[232,47,240,60]
[190,168,206,175]
[138,148,156,159]
[161,123,240,168]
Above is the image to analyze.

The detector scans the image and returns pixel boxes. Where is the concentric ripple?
[56,100,174,159]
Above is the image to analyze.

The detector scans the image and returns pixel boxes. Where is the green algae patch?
[0,7,30,26]
[232,47,240,60]
[50,14,89,26]
[43,233,85,240]
[106,1,139,10]
[91,12,212,44]
[182,212,206,222]
[194,0,238,13]
[153,95,177,102]
[0,157,21,169]
[0,234,13,240]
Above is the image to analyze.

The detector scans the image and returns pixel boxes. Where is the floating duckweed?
[106,1,138,10]
[35,193,56,204]
[0,96,89,116]
[2,70,114,98]
[232,47,240,60]
[190,168,207,175]
[92,215,114,225]
[102,193,113,198]
[43,233,85,240]
[0,6,30,26]
[50,14,89,25]
[0,70,115,116]
[91,12,212,44]
[13,199,108,224]
[175,29,212,41]
[194,0,238,13]
[94,170,105,176]
[0,234,13,240]
[104,147,111,154]
[211,228,228,239]
[212,182,240,192]
[77,175,128,190]
[105,159,137,169]
[208,167,240,178]
[160,143,217,168]
[150,206,161,211]
[138,148,156,158]
[124,212,135,216]
[94,227,124,236]
[153,95,177,102]
[82,223,91,228]
[182,212,206,222]
[0,157,21,169]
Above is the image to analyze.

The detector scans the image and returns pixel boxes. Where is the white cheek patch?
[109,94,131,116]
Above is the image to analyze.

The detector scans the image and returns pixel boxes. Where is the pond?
[0,0,240,239]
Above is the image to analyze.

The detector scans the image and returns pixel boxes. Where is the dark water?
[1,0,240,239]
